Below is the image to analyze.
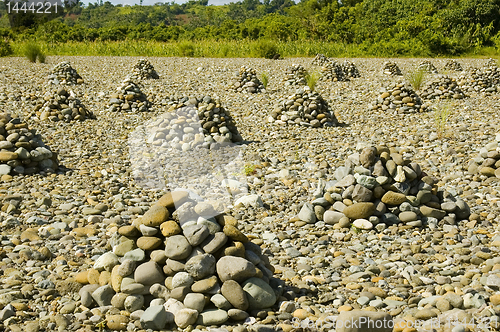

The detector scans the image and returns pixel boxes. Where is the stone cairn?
[382,61,402,76]
[417,60,438,74]
[47,61,83,85]
[232,66,264,93]
[486,58,498,67]
[443,60,463,72]
[145,96,243,151]
[467,133,500,178]
[419,75,465,100]
[319,60,346,82]
[283,64,307,86]
[31,87,95,122]
[0,112,58,176]
[457,66,500,94]
[369,83,425,113]
[296,146,470,230]
[129,59,159,80]
[269,87,339,128]
[311,53,329,66]
[340,60,360,78]
[107,78,152,112]
[75,191,279,330]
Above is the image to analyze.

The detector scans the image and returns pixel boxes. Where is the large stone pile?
[0,112,58,176]
[369,83,425,113]
[340,60,360,78]
[283,64,307,86]
[47,61,83,85]
[75,191,279,330]
[419,75,465,100]
[320,60,347,82]
[467,134,500,178]
[457,67,500,94]
[296,146,470,230]
[269,87,339,127]
[418,60,438,74]
[311,53,329,66]
[232,66,264,93]
[382,61,402,76]
[129,59,159,80]
[144,96,242,151]
[107,78,152,112]
[443,60,463,72]
[31,87,95,122]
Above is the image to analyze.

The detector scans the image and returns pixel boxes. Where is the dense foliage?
[1,0,500,56]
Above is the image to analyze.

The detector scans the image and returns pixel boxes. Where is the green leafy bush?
[24,43,45,63]
[178,41,196,57]
[0,40,12,57]
[253,40,279,59]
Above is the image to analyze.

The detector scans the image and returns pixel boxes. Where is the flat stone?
[343,202,376,220]
[217,256,256,282]
[221,280,249,310]
[134,261,164,286]
[242,277,276,310]
[165,235,192,260]
[196,309,229,325]
[141,205,169,227]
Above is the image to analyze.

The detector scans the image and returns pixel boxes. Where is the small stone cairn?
[146,96,243,151]
[32,87,94,122]
[369,83,425,113]
[75,191,279,330]
[283,64,307,86]
[296,146,470,230]
[0,112,58,176]
[486,58,498,67]
[468,134,500,178]
[320,60,347,82]
[443,60,463,72]
[232,66,264,93]
[107,78,152,112]
[419,75,465,100]
[269,87,339,127]
[47,61,84,85]
[457,66,500,94]
[418,60,438,74]
[382,61,402,76]
[340,60,360,78]
[129,59,159,80]
[311,53,329,66]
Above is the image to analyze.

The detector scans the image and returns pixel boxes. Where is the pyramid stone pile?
[382,61,402,76]
[443,60,463,72]
[486,58,498,67]
[340,60,360,78]
[129,59,159,80]
[31,87,94,122]
[0,112,58,176]
[232,66,264,93]
[269,87,339,127]
[419,75,465,100]
[320,60,347,82]
[369,83,425,113]
[145,96,242,151]
[311,53,329,66]
[297,146,470,230]
[107,78,152,112]
[47,61,84,85]
[457,67,500,94]
[418,60,438,74]
[76,191,279,330]
[283,64,307,86]
[467,134,500,178]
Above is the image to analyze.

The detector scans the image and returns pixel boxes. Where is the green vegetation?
[24,43,45,63]
[260,72,269,89]
[1,0,500,57]
[406,68,427,91]
[244,163,257,176]
[0,39,11,57]
[434,103,452,139]
[305,70,320,91]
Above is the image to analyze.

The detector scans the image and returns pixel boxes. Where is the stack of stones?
[47,61,84,85]
[145,96,242,151]
[311,54,329,66]
[283,64,307,86]
[340,60,360,78]
[467,134,500,178]
[31,87,94,122]
[486,58,498,67]
[320,60,347,82]
[75,191,279,330]
[418,75,465,100]
[269,87,339,127]
[418,60,438,74]
[129,59,159,80]
[232,66,264,93]
[107,78,152,112]
[297,146,470,230]
[443,60,463,72]
[382,61,402,76]
[369,83,425,113]
[0,112,58,176]
[457,67,500,94]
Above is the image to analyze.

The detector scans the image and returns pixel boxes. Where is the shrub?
[0,40,12,57]
[253,40,279,59]
[178,41,196,57]
[406,68,426,91]
[260,72,269,89]
[24,43,46,63]
[305,70,320,91]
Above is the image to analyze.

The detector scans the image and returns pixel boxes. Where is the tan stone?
[75,271,89,284]
[20,230,40,242]
[71,227,97,237]
[87,268,100,284]
[106,314,128,330]
[223,225,248,243]
[343,202,375,220]
[136,236,162,250]
[0,152,18,162]
[216,215,238,227]
[156,191,189,209]
[111,265,122,293]
[381,191,407,205]
[118,225,140,237]
[160,220,181,237]
[99,271,111,286]
[140,205,169,227]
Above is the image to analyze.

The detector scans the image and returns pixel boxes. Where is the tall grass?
[260,72,269,89]
[434,103,452,139]
[305,70,321,91]
[406,68,427,90]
